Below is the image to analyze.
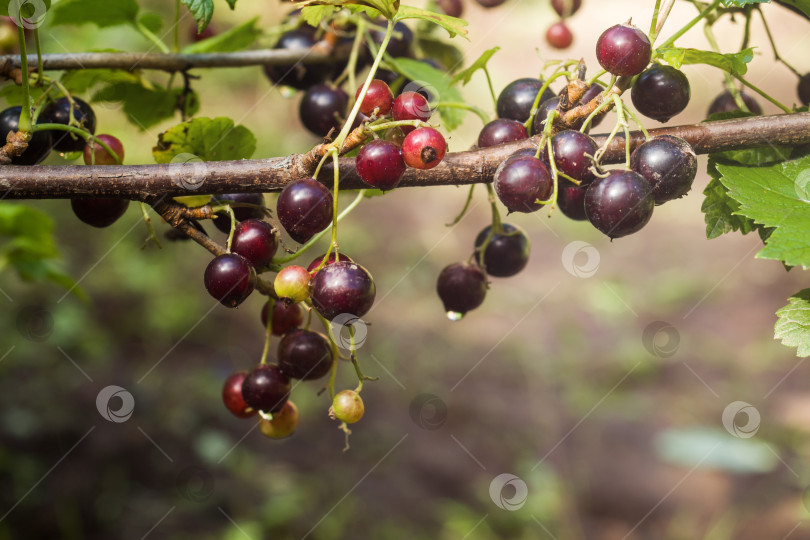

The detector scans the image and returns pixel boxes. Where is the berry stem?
[16,21,32,133]
[657,0,721,50]
[620,104,651,141]
[483,66,498,111]
[139,203,162,249]
[702,22,749,112]
[435,101,490,125]
[650,0,676,45]
[611,95,633,168]
[756,6,802,78]
[225,206,237,252]
[524,70,571,132]
[650,0,664,38]
[445,185,476,227]
[344,18,367,96]
[733,74,791,113]
[173,0,181,53]
[259,298,274,365]
[33,122,92,140]
[134,19,170,54]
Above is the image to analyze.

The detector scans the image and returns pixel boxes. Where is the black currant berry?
[436,262,487,319]
[310,261,376,320]
[478,119,528,148]
[799,73,810,107]
[0,106,53,165]
[211,193,266,234]
[231,219,278,268]
[71,199,130,228]
[474,0,507,8]
[222,371,256,418]
[557,182,588,220]
[631,64,690,123]
[474,223,530,277]
[437,0,463,17]
[546,21,573,49]
[264,29,327,90]
[497,78,556,123]
[551,0,581,16]
[356,140,406,190]
[493,155,553,213]
[402,127,446,169]
[546,130,598,184]
[261,300,306,336]
[299,84,348,138]
[707,90,762,116]
[241,364,291,413]
[371,22,413,58]
[629,135,697,204]
[532,96,562,134]
[40,97,96,152]
[278,329,335,380]
[204,253,257,307]
[595,24,652,77]
[585,170,654,238]
[276,178,333,243]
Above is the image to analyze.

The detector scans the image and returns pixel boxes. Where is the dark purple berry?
[546,130,598,184]
[277,178,333,244]
[532,96,563,134]
[557,183,588,220]
[478,119,527,148]
[278,329,335,380]
[370,22,412,58]
[474,223,530,277]
[631,64,690,123]
[799,73,810,107]
[629,135,697,204]
[204,253,257,307]
[241,364,291,413]
[493,155,553,213]
[497,78,556,123]
[261,300,305,336]
[356,140,406,190]
[595,24,652,77]
[264,29,328,90]
[474,0,507,8]
[232,219,278,268]
[585,170,654,238]
[551,0,581,16]
[299,84,348,138]
[707,90,762,116]
[71,199,130,228]
[40,97,96,152]
[0,106,52,165]
[436,262,487,318]
[546,21,573,49]
[310,261,376,320]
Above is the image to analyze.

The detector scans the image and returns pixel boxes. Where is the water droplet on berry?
[446,311,464,321]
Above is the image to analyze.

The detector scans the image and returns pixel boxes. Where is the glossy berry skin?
[595,24,652,77]
[477,119,527,148]
[241,364,291,414]
[557,183,588,220]
[330,390,364,423]
[204,253,256,307]
[631,64,690,123]
[274,265,311,304]
[40,97,97,152]
[493,156,553,213]
[551,0,581,16]
[264,29,327,90]
[277,178,333,243]
[259,400,299,439]
[629,135,697,204]
[299,85,348,138]
[707,90,762,116]
[211,193,266,234]
[71,199,130,228]
[474,0,507,8]
[474,223,530,277]
[402,127,446,170]
[355,79,394,116]
[436,262,487,316]
[356,140,406,190]
[585,170,654,238]
[392,91,431,134]
[437,0,463,17]
[0,106,52,165]
[547,130,598,184]
[497,78,556,123]
[546,21,573,49]
[310,261,376,320]
[307,252,353,275]
[222,371,256,419]
[532,96,562,134]
[262,300,305,336]
[231,219,278,268]
[799,73,810,107]
[371,22,413,58]
[83,134,124,165]
[278,329,335,380]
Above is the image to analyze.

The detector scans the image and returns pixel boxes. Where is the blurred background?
[2,0,810,539]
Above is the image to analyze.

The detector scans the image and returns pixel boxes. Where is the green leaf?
[451,46,499,85]
[657,47,754,77]
[385,57,465,130]
[300,5,337,27]
[51,0,139,28]
[775,289,810,356]
[183,0,214,32]
[0,83,44,107]
[774,0,810,19]
[295,0,398,20]
[60,69,141,94]
[702,158,758,239]
[416,35,464,75]
[93,82,192,130]
[0,0,51,17]
[153,117,256,163]
[394,5,468,39]
[715,154,810,268]
[182,16,261,54]
[139,12,163,34]
[721,0,769,6]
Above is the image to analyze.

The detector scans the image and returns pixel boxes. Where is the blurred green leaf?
[0,0,51,17]
[138,12,163,34]
[60,69,141,95]
[655,427,777,473]
[451,46,498,85]
[774,0,810,18]
[93,82,196,130]
[776,289,810,356]
[721,0,769,6]
[300,5,337,26]
[0,84,44,107]
[657,47,754,77]
[153,117,256,163]
[296,0,398,19]
[51,0,139,28]
[182,16,261,53]
[417,35,464,75]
